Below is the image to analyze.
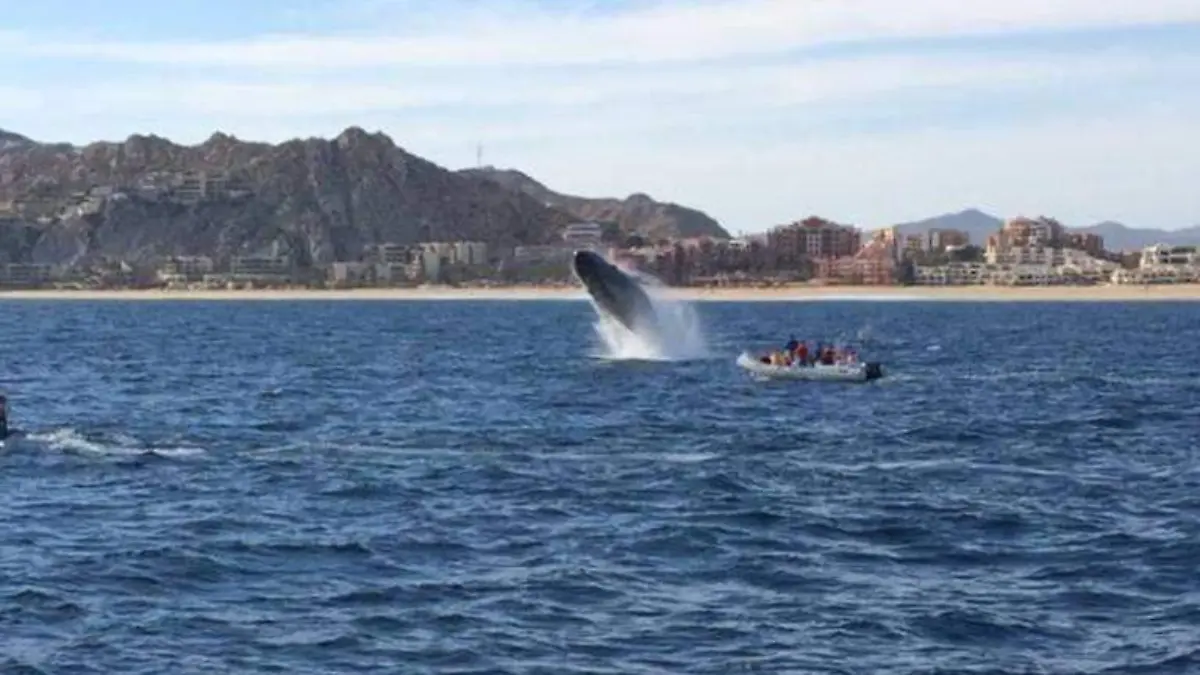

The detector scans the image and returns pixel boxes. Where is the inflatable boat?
[736,352,884,382]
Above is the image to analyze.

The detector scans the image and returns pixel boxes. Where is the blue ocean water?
[2,298,1200,674]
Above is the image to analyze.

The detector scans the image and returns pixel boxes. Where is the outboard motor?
[864,363,884,381]
[0,393,8,440]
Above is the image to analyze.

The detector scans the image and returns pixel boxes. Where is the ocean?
[1,298,1199,674]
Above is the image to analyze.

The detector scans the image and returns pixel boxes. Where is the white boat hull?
[736,352,883,382]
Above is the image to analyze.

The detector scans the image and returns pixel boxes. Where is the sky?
[1,0,1198,234]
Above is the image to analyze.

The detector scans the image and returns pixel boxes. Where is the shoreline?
[3,284,1200,302]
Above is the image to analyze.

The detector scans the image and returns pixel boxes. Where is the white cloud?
[2,0,1196,232]
[2,0,1199,68]
[13,48,1196,122]
[500,107,1200,232]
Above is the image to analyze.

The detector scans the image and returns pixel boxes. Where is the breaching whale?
[571,249,660,334]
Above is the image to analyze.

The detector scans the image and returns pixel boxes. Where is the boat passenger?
[796,341,809,365]
[821,347,835,365]
[785,336,799,353]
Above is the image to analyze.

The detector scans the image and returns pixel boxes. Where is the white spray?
[588,267,709,362]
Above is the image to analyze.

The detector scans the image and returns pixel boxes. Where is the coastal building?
[927,228,969,251]
[998,264,1067,286]
[562,222,605,249]
[1002,216,1064,247]
[230,255,292,285]
[1139,244,1199,268]
[902,234,924,258]
[727,237,752,252]
[985,240,1064,266]
[362,243,416,282]
[612,246,657,271]
[175,172,207,202]
[610,250,647,271]
[1111,244,1200,284]
[419,248,444,282]
[1112,266,1199,284]
[768,216,861,260]
[369,243,414,265]
[451,241,488,267]
[328,262,373,287]
[1055,249,1119,283]
[157,256,215,284]
[513,245,572,265]
[914,244,1116,285]
[415,241,452,260]
[406,241,490,281]
[135,173,174,199]
[984,216,1114,273]
[914,262,1058,286]
[1064,232,1105,257]
[868,227,901,262]
[912,262,988,285]
[816,234,896,284]
[987,218,1059,265]
[173,171,246,203]
[0,263,54,287]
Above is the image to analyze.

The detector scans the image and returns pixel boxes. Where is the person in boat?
[795,340,809,366]
[785,336,799,353]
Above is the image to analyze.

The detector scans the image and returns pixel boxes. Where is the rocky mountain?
[459,167,730,241]
[0,130,34,151]
[0,127,576,267]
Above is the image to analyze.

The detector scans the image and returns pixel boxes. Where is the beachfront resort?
[0,214,1196,291]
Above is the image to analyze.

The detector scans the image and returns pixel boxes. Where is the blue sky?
[2,0,1199,234]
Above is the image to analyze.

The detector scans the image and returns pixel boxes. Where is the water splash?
[18,427,205,459]
[589,279,709,362]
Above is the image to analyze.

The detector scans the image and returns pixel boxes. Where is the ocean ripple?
[2,299,1200,673]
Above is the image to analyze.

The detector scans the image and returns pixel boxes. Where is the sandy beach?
[3,284,1200,302]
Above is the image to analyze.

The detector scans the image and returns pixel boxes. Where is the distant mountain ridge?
[894,208,1200,252]
[894,208,1003,245]
[1072,220,1200,251]
[458,166,730,241]
[0,129,34,151]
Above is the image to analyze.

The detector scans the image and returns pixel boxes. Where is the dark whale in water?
[571,250,659,333]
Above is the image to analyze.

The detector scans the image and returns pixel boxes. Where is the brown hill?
[459,167,730,241]
[0,127,575,266]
